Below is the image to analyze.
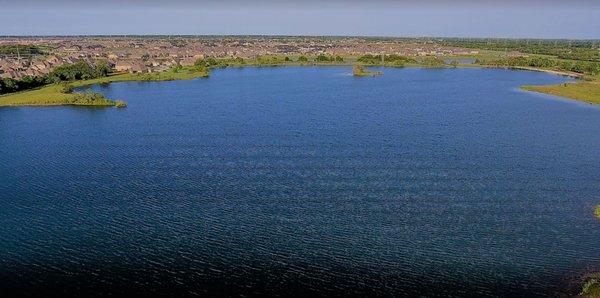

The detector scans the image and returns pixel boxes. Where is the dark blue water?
[1,67,599,297]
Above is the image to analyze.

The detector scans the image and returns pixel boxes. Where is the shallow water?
[1,67,599,297]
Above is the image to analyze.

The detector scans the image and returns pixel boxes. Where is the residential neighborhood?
[0,36,477,79]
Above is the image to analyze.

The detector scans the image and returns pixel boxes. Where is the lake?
[0,67,599,297]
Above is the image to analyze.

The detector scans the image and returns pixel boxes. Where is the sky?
[1,0,599,38]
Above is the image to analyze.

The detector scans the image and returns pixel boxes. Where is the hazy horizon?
[1,0,599,39]
[2,34,600,41]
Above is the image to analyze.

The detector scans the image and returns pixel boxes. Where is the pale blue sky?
[1,1,599,38]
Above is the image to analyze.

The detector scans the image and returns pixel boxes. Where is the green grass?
[595,205,600,219]
[522,76,600,105]
[0,84,114,107]
[581,273,600,297]
[0,67,209,107]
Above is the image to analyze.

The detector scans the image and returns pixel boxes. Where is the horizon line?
[1,34,600,41]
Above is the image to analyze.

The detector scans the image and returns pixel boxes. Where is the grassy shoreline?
[522,82,600,105]
[0,67,209,107]
[1,61,598,107]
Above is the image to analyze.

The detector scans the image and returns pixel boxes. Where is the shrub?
[581,277,600,296]
[115,100,127,108]
[61,83,74,93]
[70,91,110,105]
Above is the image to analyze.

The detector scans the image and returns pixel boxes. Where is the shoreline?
[0,64,592,107]
[505,66,584,78]
[0,68,209,107]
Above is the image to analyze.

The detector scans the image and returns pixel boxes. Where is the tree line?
[0,60,111,95]
[357,54,416,66]
[439,38,600,62]
[477,57,600,75]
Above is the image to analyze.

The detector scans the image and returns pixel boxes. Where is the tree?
[1,78,18,93]
[49,61,96,81]
[94,60,111,77]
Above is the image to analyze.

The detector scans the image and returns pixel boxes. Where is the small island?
[352,64,382,77]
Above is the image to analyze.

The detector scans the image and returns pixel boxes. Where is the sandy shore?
[508,66,583,78]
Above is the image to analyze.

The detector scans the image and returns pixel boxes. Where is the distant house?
[114,61,133,72]
[130,62,148,74]
[153,65,170,72]
[45,55,59,64]
[163,59,177,67]
[179,57,196,67]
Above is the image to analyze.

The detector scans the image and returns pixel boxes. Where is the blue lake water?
[1,67,599,297]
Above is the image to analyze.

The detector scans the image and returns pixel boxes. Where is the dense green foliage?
[297,56,309,62]
[255,56,283,66]
[0,45,45,56]
[0,76,49,94]
[419,56,446,67]
[478,57,600,75]
[49,60,111,82]
[70,91,110,105]
[440,38,600,62]
[315,55,344,62]
[0,60,111,95]
[195,57,249,68]
[195,57,221,68]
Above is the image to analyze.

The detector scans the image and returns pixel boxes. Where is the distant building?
[114,61,133,72]
[130,61,148,73]
[179,57,196,67]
